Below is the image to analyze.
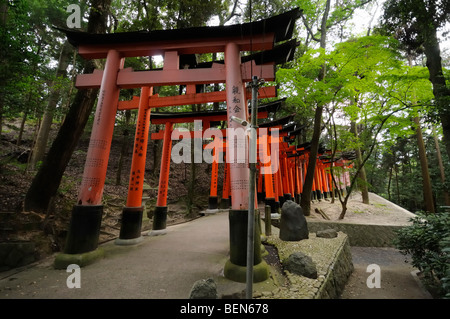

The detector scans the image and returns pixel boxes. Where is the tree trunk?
[350,121,369,204]
[300,104,323,216]
[116,110,131,185]
[432,126,450,206]
[395,164,400,204]
[422,27,450,160]
[0,0,8,138]
[16,110,28,146]
[300,0,331,216]
[29,41,73,170]
[338,198,348,220]
[414,117,435,213]
[24,0,112,212]
[387,166,392,201]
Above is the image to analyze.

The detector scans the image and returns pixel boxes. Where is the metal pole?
[246,75,259,299]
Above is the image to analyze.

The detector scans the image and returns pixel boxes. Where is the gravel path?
[340,247,433,299]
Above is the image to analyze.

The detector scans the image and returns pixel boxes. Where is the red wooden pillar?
[281,155,292,203]
[224,42,267,283]
[295,160,301,202]
[225,43,249,211]
[315,159,323,200]
[275,152,283,206]
[288,157,295,200]
[208,140,220,211]
[220,159,231,209]
[262,134,277,214]
[320,161,330,199]
[328,164,334,198]
[311,159,318,200]
[62,49,122,256]
[257,167,264,203]
[151,121,173,235]
[117,86,152,243]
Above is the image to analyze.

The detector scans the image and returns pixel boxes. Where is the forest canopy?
[1,0,449,217]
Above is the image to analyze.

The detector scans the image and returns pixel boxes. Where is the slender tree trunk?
[0,0,9,138]
[395,164,400,204]
[300,105,323,216]
[350,121,369,204]
[116,110,131,185]
[388,166,393,201]
[24,0,112,212]
[300,0,331,216]
[432,126,450,206]
[16,111,28,146]
[29,41,72,170]
[422,27,450,160]
[414,117,435,213]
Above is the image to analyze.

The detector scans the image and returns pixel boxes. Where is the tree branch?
[300,12,320,42]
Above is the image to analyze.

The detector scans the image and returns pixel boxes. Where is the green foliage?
[394,212,450,298]
[380,0,450,51]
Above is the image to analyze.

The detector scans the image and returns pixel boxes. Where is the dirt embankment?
[309,192,416,226]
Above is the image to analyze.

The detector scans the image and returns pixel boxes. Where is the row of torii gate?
[56,8,352,283]
[147,104,353,218]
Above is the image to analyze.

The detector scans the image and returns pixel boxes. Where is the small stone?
[189,278,217,299]
[283,251,318,279]
[253,291,262,298]
[316,229,338,238]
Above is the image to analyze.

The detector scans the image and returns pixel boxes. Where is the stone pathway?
[340,247,433,299]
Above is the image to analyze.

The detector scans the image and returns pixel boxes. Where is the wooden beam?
[77,33,275,59]
[117,86,277,111]
[75,61,275,89]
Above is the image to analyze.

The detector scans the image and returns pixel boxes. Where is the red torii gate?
[55,8,301,284]
[149,100,284,214]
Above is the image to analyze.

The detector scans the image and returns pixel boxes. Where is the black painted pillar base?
[275,201,280,213]
[152,206,167,230]
[208,196,218,209]
[54,205,104,269]
[257,192,264,203]
[316,190,323,200]
[220,197,231,209]
[264,197,277,215]
[63,205,103,254]
[224,209,269,283]
[116,206,143,244]
[284,193,292,202]
[279,195,286,208]
[147,206,168,236]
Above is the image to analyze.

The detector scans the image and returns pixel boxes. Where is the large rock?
[283,251,318,279]
[189,278,218,299]
[279,200,309,241]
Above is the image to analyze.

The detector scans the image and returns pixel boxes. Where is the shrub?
[394,212,450,298]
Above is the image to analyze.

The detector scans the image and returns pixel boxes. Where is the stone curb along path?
[254,226,353,299]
